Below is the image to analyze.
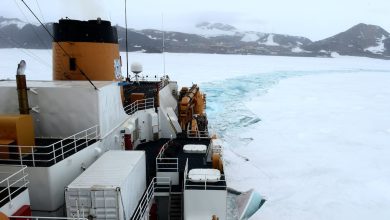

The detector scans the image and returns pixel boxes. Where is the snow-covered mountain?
[0,16,28,29]
[0,17,389,59]
[303,23,390,58]
[162,22,314,56]
[194,22,240,37]
[0,16,52,49]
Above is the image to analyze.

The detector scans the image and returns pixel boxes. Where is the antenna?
[161,13,166,76]
[124,0,130,81]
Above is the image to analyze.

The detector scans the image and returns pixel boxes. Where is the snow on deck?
[225,72,390,220]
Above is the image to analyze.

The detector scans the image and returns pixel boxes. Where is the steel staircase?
[170,192,182,220]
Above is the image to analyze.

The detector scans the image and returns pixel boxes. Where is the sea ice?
[1,49,390,219]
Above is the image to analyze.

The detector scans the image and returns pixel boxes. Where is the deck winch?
[178,84,207,131]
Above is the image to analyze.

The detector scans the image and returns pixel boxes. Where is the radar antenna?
[131,62,143,84]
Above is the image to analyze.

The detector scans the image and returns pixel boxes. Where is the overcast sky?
[1,0,390,41]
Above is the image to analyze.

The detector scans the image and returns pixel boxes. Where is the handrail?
[156,158,178,172]
[0,165,29,205]
[186,123,209,138]
[185,175,227,190]
[123,98,154,115]
[130,76,169,88]
[155,141,178,172]
[183,160,226,190]
[156,141,170,159]
[131,177,171,220]
[184,158,189,188]
[187,129,209,139]
[102,98,156,140]
[0,125,100,167]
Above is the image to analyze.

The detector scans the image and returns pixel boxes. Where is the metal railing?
[155,141,178,172]
[124,98,155,115]
[10,217,88,220]
[0,165,29,206]
[184,158,189,187]
[186,129,209,139]
[0,125,100,167]
[185,175,227,190]
[131,177,171,220]
[183,159,226,190]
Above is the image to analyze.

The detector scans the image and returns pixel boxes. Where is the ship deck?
[137,136,226,192]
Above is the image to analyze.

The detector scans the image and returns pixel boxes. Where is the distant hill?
[0,16,52,49]
[303,23,390,59]
[0,16,389,59]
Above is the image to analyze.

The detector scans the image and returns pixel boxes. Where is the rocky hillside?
[303,23,390,59]
[0,16,389,59]
[0,16,52,48]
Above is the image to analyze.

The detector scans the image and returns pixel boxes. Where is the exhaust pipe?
[16,60,30,114]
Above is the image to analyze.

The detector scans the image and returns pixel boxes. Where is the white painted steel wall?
[98,83,128,138]
[121,109,158,147]
[158,107,177,139]
[158,82,182,138]
[0,86,18,113]
[159,82,178,111]
[0,189,30,216]
[184,190,227,220]
[96,82,133,151]
[26,141,103,211]
[32,86,99,137]
[0,81,100,138]
[65,151,146,220]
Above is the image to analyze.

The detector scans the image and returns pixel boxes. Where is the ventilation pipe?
[16,60,30,114]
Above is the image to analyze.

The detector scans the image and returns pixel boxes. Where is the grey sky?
[1,0,389,41]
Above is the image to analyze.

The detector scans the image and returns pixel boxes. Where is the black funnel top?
[53,19,118,43]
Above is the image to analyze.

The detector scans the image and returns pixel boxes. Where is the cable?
[34,0,46,24]
[20,0,98,90]
[13,0,51,60]
[13,0,50,49]
[0,31,51,68]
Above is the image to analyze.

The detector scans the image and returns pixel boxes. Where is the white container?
[65,150,146,220]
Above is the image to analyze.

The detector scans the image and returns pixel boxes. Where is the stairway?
[170,193,182,220]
